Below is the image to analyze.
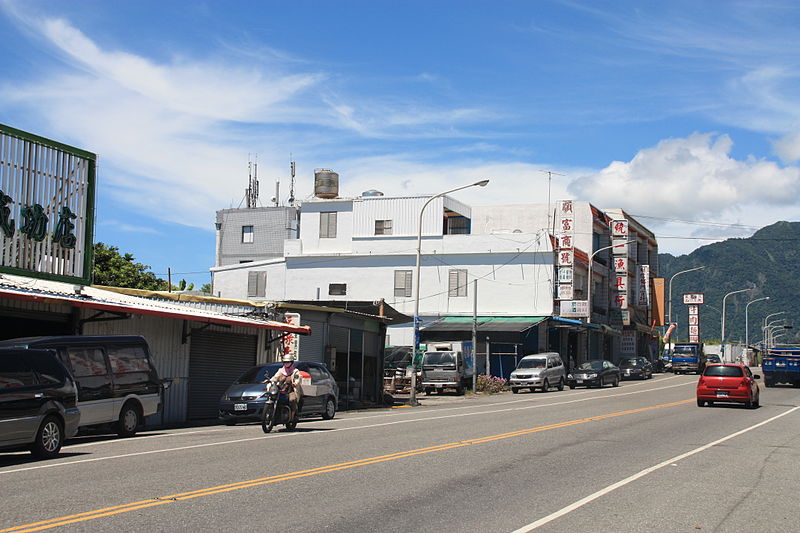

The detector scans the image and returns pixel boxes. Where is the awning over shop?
[421,316,547,343]
[549,317,602,330]
[0,278,310,335]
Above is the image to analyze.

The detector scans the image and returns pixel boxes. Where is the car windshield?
[577,361,603,371]
[518,358,546,369]
[423,352,456,365]
[237,364,281,384]
[385,347,412,364]
[704,365,743,377]
[619,358,640,366]
[673,346,697,355]
[706,355,721,362]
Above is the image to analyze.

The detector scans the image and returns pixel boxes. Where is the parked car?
[0,336,163,437]
[706,354,722,364]
[618,357,653,380]
[509,352,566,393]
[697,364,760,408]
[219,362,339,425]
[1,348,80,458]
[567,360,620,389]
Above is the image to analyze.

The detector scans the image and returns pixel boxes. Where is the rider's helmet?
[281,354,295,363]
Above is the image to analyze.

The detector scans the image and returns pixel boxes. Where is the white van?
[509,352,566,393]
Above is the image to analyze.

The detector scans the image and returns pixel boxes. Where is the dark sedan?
[219,362,338,425]
[618,357,653,380]
[567,360,620,389]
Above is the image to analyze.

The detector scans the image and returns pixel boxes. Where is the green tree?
[92,242,168,290]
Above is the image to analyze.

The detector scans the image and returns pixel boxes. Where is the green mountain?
[658,221,800,345]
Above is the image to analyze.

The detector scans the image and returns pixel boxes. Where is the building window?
[375,220,393,235]
[320,212,337,238]
[242,225,254,243]
[329,283,347,296]
[446,216,470,235]
[247,271,267,298]
[394,270,412,297]
[448,269,468,297]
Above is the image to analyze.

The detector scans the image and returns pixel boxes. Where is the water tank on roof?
[314,169,339,198]
[361,189,384,197]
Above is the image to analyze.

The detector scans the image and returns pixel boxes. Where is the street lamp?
[667,266,706,330]
[763,312,787,351]
[585,239,635,360]
[745,296,769,349]
[721,288,753,362]
[410,179,490,406]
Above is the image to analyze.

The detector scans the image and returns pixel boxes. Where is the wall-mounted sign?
[0,124,96,284]
[688,305,699,315]
[610,309,631,325]
[558,234,573,250]
[557,200,574,215]
[611,291,628,309]
[557,284,574,300]
[613,275,628,292]
[558,249,574,266]
[613,256,628,273]
[683,293,704,305]
[610,219,628,238]
[558,267,573,284]
[282,313,301,359]
[689,335,700,343]
[638,265,650,306]
[560,300,589,318]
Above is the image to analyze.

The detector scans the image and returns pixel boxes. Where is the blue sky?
[2,0,800,288]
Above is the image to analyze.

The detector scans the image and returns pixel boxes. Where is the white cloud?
[774,131,800,163]
[568,133,800,220]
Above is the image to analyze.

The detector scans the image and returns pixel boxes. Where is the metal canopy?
[421,316,547,343]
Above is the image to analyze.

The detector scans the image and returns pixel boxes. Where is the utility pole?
[539,170,565,230]
[472,279,477,392]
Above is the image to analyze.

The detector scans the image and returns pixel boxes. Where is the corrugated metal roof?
[423,316,547,333]
[0,274,310,335]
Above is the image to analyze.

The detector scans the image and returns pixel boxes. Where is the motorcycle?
[261,381,298,433]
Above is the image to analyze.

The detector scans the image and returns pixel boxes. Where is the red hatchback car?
[697,364,760,408]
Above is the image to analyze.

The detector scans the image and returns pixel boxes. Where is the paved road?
[2,373,799,532]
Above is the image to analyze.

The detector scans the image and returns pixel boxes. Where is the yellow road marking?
[1,398,693,533]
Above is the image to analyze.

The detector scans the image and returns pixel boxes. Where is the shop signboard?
[621,331,636,356]
[0,124,96,284]
[610,309,631,325]
[613,256,628,273]
[557,249,574,267]
[282,312,301,358]
[557,284,573,300]
[558,267,573,284]
[560,300,589,318]
[683,293,704,305]
[610,219,628,238]
[638,265,650,306]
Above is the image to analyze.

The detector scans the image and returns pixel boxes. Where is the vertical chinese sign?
[0,124,96,284]
[282,312,301,359]
[683,293,704,343]
[556,200,575,305]
[610,220,629,311]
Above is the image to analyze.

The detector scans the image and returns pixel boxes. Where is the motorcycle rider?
[266,354,302,423]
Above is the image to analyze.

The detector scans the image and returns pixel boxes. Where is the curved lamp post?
[410,179,490,406]
[667,266,706,330]
[745,296,769,349]
[721,288,752,362]
[586,239,634,361]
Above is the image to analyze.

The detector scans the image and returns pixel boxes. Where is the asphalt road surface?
[2,372,799,532]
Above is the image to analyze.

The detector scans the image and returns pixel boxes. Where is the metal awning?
[0,280,310,335]
[549,317,601,330]
[421,316,547,343]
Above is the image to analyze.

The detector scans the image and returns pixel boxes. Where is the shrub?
[476,374,507,394]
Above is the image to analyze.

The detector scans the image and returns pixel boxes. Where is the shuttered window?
[320,212,337,238]
[247,271,267,297]
[394,270,412,297]
[448,269,468,297]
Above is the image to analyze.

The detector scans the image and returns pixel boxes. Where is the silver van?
[509,352,566,393]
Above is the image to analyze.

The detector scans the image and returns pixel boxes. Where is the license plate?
[576,380,583,384]
[234,403,248,411]
[716,391,728,397]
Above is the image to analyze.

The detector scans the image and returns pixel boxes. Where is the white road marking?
[0,380,691,475]
[509,405,800,532]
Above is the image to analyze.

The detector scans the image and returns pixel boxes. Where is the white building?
[211,175,661,375]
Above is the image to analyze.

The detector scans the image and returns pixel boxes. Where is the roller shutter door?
[298,320,325,363]
[188,330,257,420]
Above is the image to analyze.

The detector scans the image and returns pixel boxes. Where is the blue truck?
[671,343,705,374]
[762,347,800,387]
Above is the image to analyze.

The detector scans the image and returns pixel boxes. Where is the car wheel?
[612,376,620,387]
[753,394,760,408]
[557,378,564,391]
[697,399,705,407]
[512,388,519,394]
[745,398,753,409]
[456,385,465,396]
[321,397,336,420]
[115,402,141,438]
[541,379,549,393]
[31,415,64,459]
[568,385,575,390]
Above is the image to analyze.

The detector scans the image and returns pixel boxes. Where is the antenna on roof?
[539,170,565,231]
[246,154,260,208]
[289,154,296,206]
